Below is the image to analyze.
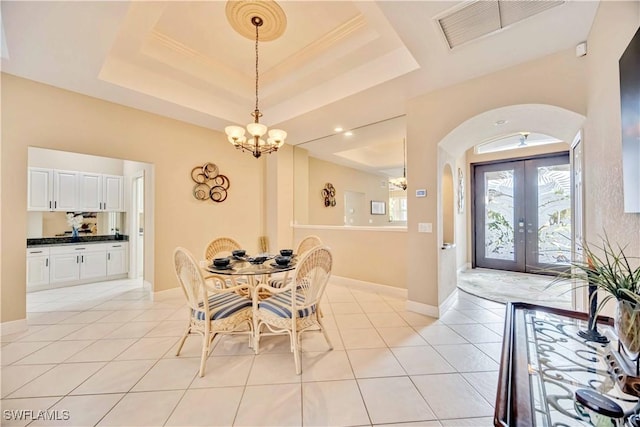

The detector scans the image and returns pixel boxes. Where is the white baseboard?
[331,276,407,299]
[439,288,459,315]
[405,289,458,319]
[405,300,439,317]
[1,319,28,336]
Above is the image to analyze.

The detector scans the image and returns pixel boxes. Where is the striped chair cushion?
[193,292,252,321]
[267,277,291,289]
[258,290,316,318]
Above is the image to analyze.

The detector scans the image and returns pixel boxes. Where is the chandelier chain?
[254,21,260,118]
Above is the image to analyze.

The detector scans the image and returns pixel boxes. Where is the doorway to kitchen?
[472,152,571,274]
[132,173,145,279]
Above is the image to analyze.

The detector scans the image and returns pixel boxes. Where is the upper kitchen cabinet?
[28,167,53,210]
[78,173,124,212]
[28,168,78,211]
[53,169,79,210]
[29,167,124,212]
[103,175,124,212]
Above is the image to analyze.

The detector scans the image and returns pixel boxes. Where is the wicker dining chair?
[252,245,333,374]
[268,235,324,289]
[173,247,253,377]
[204,237,243,261]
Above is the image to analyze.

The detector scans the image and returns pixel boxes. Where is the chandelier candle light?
[225,1,287,158]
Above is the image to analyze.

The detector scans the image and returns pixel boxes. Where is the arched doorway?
[437,104,585,309]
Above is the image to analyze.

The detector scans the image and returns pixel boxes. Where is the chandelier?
[225,6,287,159]
[390,138,408,191]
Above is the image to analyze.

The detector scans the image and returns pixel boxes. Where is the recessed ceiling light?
[344,131,353,136]
[334,127,343,132]
[494,119,508,126]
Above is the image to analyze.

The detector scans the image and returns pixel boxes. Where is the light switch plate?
[418,223,432,233]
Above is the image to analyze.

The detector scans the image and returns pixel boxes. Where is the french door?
[473,153,571,273]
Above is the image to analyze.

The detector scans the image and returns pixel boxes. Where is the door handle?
[46,258,48,267]
[81,255,84,263]
[108,253,110,261]
[76,255,79,263]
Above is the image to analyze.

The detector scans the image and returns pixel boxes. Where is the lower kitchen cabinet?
[106,243,128,276]
[27,248,50,289]
[28,242,128,291]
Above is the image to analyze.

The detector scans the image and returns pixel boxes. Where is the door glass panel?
[536,165,572,265]
[484,170,515,261]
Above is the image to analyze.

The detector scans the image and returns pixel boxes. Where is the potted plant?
[559,235,640,355]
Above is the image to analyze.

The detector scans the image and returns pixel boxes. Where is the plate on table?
[270,262,292,269]
[210,264,234,271]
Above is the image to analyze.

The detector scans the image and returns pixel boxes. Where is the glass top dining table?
[205,255,296,277]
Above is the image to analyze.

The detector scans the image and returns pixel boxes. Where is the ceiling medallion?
[225,0,287,42]
[224,1,288,159]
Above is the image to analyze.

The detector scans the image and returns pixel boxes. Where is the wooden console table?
[495,302,640,426]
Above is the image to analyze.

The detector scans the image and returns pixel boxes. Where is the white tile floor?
[1,278,506,426]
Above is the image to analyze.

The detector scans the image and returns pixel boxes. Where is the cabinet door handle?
[75,247,85,250]
[30,250,43,254]
[45,258,49,267]
[81,255,84,263]
[108,253,111,261]
[54,201,57,209]
[104,203,107,210]
[76,255,79,263]
[112,245,121,248]
[49,201,52,209]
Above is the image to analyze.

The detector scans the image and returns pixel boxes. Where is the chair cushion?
[267,277,290,288]
[194,292,252,321]
[258,290,316,318]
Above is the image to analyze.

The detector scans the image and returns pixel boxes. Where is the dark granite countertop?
[27,235,129,247]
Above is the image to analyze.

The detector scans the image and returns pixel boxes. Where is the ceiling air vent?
[437,0,564,49]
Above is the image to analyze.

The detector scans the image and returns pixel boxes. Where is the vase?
[71,227,79,241]
[615,299,640,356]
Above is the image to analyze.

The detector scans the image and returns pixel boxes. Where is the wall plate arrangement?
[191,162,230,203]
[322,183,336,207]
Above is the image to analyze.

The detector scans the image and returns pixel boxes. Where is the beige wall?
[307,157,390,226]
[1,74,265,323]
[266,144,295,252]
[29,147,125,175]
[293,226,407,289]
[407,48,588,308]
[583,1,640,266]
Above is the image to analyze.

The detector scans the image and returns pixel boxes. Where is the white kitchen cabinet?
[103,175,124,212]
[78,172,103,211]
[78,173,124,212]
[79,247,108,280]
[50,250,81,284]
[34,242,127,290]
[28,168,53,211]
[29,168,123,212]
[49,244,107,285]
[26,247,50,289]
[106,242,128,276]
[53,170,79,211]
